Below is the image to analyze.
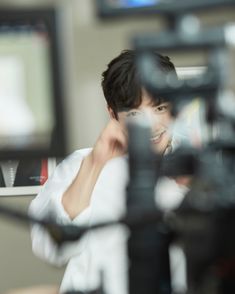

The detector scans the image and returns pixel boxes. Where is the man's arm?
[29,149,92,266]
[61,153,102,220]
[62,119,127,220]
[29,119,127,266]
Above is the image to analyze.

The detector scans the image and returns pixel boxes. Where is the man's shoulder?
[73,148,92,157]
[58,148,92,166]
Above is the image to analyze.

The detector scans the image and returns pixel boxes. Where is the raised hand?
[91,119,128,167]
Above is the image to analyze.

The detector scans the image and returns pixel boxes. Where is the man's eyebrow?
[117,100,169,112]
[118,107,137,112]
[151,99,169,107]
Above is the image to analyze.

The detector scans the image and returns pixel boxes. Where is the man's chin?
[152,145,165,155]
[151,141,171,155]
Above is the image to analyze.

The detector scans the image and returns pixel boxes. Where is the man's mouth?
[150,131,165,144]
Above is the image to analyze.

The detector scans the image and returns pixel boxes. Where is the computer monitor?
[96,0,235,18]
[0,7,66,159]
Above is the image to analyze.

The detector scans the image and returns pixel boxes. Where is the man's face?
[117,91,173,154]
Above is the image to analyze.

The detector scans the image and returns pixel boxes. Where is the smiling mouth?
[150,131,165,143]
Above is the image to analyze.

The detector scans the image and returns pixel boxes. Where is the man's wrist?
[89,149,108,168]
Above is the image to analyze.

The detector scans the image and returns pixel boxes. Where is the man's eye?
[155,104,169,113]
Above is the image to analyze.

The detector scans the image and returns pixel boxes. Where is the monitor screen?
[107,0,159,8]
[0,8,66,159]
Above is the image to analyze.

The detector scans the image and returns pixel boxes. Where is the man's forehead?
[141,89,168,106]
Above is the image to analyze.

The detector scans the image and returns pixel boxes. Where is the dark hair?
[101,49,177,118]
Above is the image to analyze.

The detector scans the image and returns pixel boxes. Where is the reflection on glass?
[108,0,159,8]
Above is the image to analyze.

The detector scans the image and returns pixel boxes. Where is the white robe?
[29,148,187,293]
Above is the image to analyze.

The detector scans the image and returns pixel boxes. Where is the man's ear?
[107,105,117,119]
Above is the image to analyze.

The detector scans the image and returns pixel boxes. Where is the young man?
[29,50,186,293]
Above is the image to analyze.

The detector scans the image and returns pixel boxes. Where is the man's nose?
[149,112,165,128]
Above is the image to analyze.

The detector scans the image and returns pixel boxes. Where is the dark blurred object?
[126,118,172,294]
[174,148,235,294]
[134,26,229,126]
[160,147,198,177]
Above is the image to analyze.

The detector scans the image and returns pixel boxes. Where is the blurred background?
[0,0,234,292]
